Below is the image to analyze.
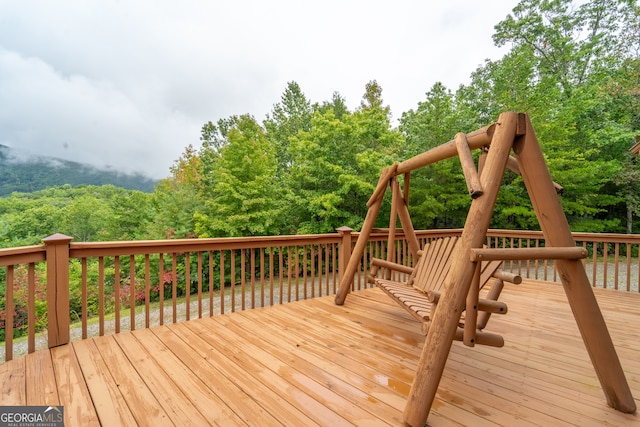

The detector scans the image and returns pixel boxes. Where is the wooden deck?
[1,279,638,426]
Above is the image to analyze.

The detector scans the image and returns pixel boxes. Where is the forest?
[1,0,639,250]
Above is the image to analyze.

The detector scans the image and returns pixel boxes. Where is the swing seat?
[369,236,521,346]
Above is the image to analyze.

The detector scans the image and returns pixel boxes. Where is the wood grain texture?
[0,281,637,426]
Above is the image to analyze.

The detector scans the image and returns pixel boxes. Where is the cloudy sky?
[0,0,518,179]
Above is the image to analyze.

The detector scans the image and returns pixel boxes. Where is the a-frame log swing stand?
[334,112,636,427]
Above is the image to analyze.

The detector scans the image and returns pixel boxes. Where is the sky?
[0,0,519,179]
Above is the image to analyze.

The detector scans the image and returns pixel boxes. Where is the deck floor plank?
[183,318,336,426]
[25,350,59,406]
[0,355,25,405]
[169,321,317,427]
[248,299,463,427]
[149,325,275,425]
[228,308,406,424]
[1,280,639,426]
[114,331,212,426]
[131,328,247,426]
[209,314,387,426]
[50,344,100,426]
[266,299,419,378]
[90,335,171,426]
[71,339,138,427]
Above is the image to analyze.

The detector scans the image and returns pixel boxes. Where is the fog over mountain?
[0,144,157,195]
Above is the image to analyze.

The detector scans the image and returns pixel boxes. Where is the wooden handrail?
[0,246,46,267]
[470,247,588,261]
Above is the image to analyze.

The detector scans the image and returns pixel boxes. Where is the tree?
[451,0,640,231]
[194,115,282,237]
[316,91,350,120]
[287,82,403,233]
[616,151,640,232]
[0,185,154,246]
[360,80,391,118]
[0,204,62,246]
[400,83,474,229]
[59,195,110,242]
[107,190,152,240]
[148,146,205,239]
[493,0,633,96]
[263,81,313,178]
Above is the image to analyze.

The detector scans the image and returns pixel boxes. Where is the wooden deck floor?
[1,280,639,426]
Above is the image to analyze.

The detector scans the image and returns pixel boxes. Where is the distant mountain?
[0,144,159,195]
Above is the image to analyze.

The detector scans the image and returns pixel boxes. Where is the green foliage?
[400,83,473,229]
[195,115,283,237]
[286,86,403,233]
[147,146,203,240]
[455,0,640,231]
[264,81,313,178]
[0,264,47,341]
[316,92,350,120]
[0,185,154,247]
[615,152,640,232]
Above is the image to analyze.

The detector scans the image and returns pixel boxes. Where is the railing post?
[336,226,353,284]
[43,233,73,348]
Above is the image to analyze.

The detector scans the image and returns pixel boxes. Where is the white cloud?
[0,0,517,179]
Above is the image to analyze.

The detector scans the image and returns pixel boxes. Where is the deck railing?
[2,228,639,362]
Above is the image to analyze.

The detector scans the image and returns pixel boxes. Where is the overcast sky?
[0,0,518,179]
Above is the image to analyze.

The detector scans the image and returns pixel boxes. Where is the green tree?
[360,80,392,119]
[264,81,313,178]
[148,145,204,239]
[400,83,474,229]
[316,91,350,120]
[59,195,110,241]
[287,83,403,233]
[616,151,640,232]
[451,0,639,231]
[0,204,62,246]
[0,185,153,246]
[194,115,282,237]
[107,190,152,240]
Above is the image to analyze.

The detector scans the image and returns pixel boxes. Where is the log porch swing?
[334,112,636,426]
